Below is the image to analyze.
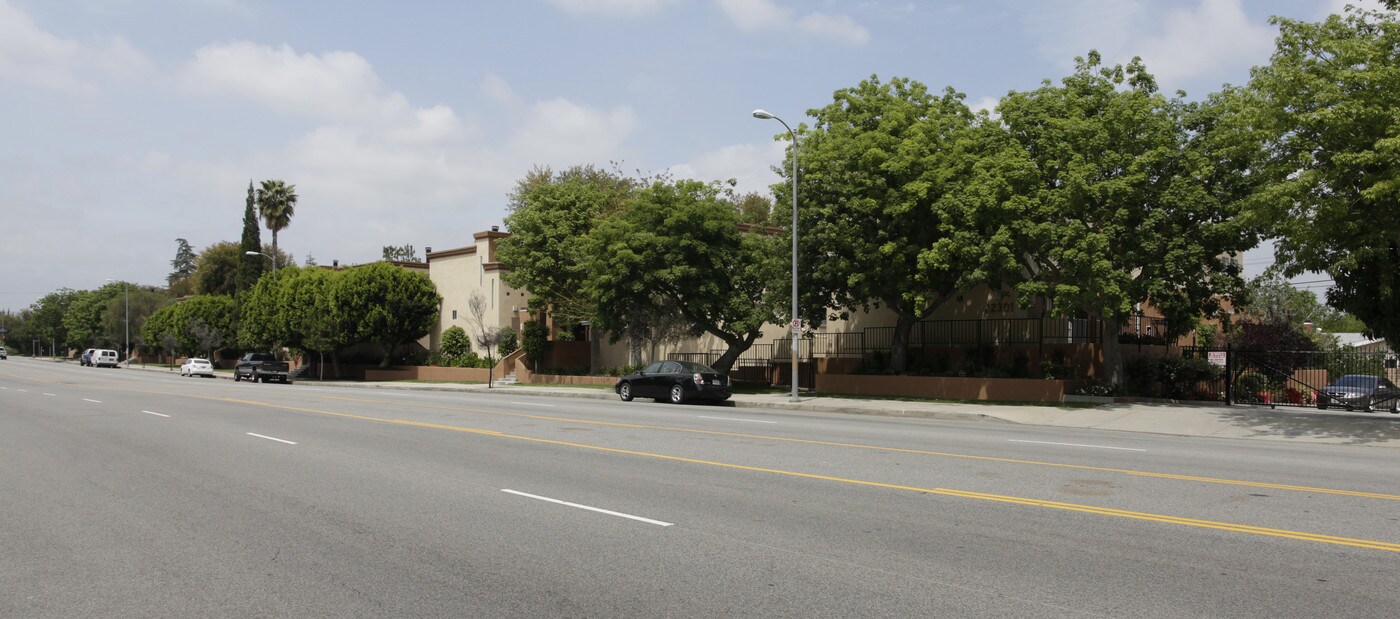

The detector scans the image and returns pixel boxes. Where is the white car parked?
[180,357,216,378]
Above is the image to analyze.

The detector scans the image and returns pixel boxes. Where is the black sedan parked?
[1317,374,1400,413]
[616,360,732,404]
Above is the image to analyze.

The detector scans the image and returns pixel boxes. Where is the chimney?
[332,259,339,268]
[425,246,432,254]
[491,225,499,232]
[1303,321,1314,332]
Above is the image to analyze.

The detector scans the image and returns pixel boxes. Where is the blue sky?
[0,0,1372,310]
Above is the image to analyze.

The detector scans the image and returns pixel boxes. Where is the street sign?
[791,318,801,335]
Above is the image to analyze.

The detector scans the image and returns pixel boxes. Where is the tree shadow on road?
[1215,405,1400,446]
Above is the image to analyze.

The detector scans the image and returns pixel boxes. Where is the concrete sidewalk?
[309,376,1400,448]
[107,360,1400,447]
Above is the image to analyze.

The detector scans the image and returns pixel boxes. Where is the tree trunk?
[589,326,600,375]
[888,312,917,374]
[1100,314,1124,386]
[711,333,759,375]
[378,341,393,368]
[271,231,279,274]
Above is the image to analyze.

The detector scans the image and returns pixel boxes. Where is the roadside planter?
[815,374,1083,403]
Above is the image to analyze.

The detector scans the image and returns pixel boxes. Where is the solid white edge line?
[246,432,297,445]
[697,415,777,424]
[509,401,558,407]
[142,411,170,418]
[1007,439,1146,452]
[502,489,674,527]
[82,398,100,403]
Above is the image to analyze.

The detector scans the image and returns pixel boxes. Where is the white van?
[92,349,120,368]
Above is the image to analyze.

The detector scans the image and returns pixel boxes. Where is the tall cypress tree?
[237,180,265,293]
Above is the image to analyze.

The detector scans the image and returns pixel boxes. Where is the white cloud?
[543,0,676,18]
[179,41,464,141]
[0,0,153,94]
[1022,0,1280,92]
[668,140,786,198]
[795,13,869,45]
[1323,0,1390,18]
[1132,0,1275,88]
[507,98,637,164]
[968,95,1000,119]
[714,0,869,44]
[481,72,522,110]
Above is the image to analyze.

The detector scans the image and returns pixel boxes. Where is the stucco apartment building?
[419,227,1121,372]
[423,227,532,354]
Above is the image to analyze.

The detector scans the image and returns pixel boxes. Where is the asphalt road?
[3,357,1398,617]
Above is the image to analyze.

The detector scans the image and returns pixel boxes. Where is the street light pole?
[245,250,276,270]
[105,279,129,366]
[753,109,801,403]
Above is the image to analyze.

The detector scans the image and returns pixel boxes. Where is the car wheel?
[234,372,241,382]
[669,384,686,404]
[618,382,634,402]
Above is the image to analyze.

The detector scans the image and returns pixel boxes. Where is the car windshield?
[1330,375,1378,389]
[677,361,719,374]
[190,358,209,364]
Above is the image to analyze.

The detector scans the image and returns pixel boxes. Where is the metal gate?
[1227,348,1397,409]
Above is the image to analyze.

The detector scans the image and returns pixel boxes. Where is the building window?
[452,310,457,320]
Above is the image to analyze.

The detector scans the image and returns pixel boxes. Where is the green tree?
[440,325,471,360]
[169,238,197,294]
[62,283,124,349]
[196,241,243,297]
[25,289,79,353]
[334,262,440,367]
[732,192,772,225]
[237,181,265,293]
[1000,52,1253,385]
[1241,6,1400,348]
[141,294,235,358]
[585,179,784,373]
[238,265,299,351]
[102,286,172,355]
[499,164,635,328]
[520,320,550,367]
[257,179,298,274]
[776,76,1033,372]
[382,244,419,262]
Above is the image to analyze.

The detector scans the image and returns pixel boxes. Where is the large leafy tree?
[1000,52,1255,384]
[196,241,243,297]
[1241,5,1400,347]
[257,179,298,274]
[169,238,197,296]
[499,164,635,328]
[237,181,265,293]
[24,289,79,352]
[334,262,440,367]
[141,294,235,358]
[1239,273,1365,334]
[774,75,1034,372]
[102,286,172,353]
[62,283,124,349]
[585,179,784,373]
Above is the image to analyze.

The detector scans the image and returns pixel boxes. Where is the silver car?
[1317,375,1400,413]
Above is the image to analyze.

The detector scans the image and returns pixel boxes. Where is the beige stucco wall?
[426,232,529,353]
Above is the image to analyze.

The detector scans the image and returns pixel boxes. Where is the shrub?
[496,326,519,358]
[521,321,550,365]
[440,326,471,359]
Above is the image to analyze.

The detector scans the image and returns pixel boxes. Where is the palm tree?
[256,180,297,274]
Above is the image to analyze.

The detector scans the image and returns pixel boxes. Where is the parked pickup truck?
[234,352,291,384]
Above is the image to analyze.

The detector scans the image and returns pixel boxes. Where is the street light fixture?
[753,108,801,403]
[245,250,276,270]
[105,278,129,367]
